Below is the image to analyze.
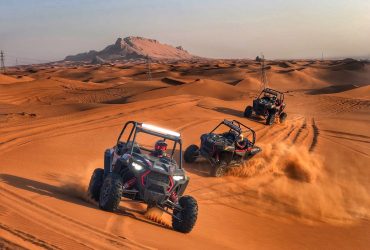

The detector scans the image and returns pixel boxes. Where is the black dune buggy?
[184,119,261,177]
[244,88,287,125]
[87,121,198,233]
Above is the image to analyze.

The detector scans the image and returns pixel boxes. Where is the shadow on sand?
[0,174,171,231]
[199,105,267,125]
[183,160,211,177]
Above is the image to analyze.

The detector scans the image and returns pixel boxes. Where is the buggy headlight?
[173,175,184,181]
[132,162,144,171]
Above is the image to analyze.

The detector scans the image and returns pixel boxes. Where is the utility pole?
[0,50,5,73]
[146,55,152,80]
[321,51,324,61]
[260,54,268,90]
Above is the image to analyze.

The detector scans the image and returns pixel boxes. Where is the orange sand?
[0,59,369,249]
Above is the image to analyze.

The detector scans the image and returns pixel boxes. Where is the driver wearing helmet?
[151,140,168,158]
[235,134,248,150]
[271,95,277,103]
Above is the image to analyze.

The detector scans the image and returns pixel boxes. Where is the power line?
[6,54,51,63]
[0,51,53,68]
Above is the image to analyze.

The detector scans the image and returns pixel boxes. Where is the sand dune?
[332,85,370,99]
[127,79,247,102]
[0,74,33,84]
[0,59,369,249]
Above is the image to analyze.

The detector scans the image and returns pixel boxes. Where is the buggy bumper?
[250,146,262,156]
[143,189,168,204]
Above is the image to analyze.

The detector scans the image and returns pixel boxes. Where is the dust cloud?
[57,162,99,204]
[227,143,322,182]
[145,207,172,227]
[227,143,370,224]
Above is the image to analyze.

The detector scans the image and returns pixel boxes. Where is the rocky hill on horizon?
[65,36,196,62]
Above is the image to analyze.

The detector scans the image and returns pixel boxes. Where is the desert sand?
[0,58,370,249]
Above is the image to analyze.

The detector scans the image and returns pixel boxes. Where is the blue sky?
[0,0,369,64]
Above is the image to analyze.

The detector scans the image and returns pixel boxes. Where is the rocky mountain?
[65,36,196,62]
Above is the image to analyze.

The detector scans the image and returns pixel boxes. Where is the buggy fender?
[176,177,189,197]
[250,146,262,156]
[113,156,134,181]
[268,108,277,115]
[219,151,234,164]
[104,148,114,176]
[280,103,286,112]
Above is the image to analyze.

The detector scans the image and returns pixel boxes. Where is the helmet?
[154,140,167,157]
[236,134,247,149]
[238,134,244,142]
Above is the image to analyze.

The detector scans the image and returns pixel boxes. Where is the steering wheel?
[224,132,238,144]
[116,141,125,155]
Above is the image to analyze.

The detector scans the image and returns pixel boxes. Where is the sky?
[0,0,369,64]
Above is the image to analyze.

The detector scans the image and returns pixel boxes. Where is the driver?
[235,134,248,150]
[271,95,277,103]
[151,140,168,158]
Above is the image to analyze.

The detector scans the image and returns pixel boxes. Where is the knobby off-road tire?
[99,173,123,211]
[87,168,104,202]
[172,196,198,233]
[184,144,199,163]
[244,106,253,118]
[266,111,276,125]
[210,161,227,177]
[279,112,287,123]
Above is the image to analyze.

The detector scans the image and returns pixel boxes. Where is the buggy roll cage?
[116,121,183,168]
[210,119,256,145]
[258,88,284,102]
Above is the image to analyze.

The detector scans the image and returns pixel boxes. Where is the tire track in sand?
[0,223,60,250]
[309,118,319,152]
[0,185,152,250]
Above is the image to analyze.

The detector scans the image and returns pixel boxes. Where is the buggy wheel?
[279,112,287,123]
[244,106,253,118]
[210,161,227,177]
[172,196,198,233]
[99,173,123,211]
[87,168,104,202]
[266,111,276,125]
[184,144,199,163]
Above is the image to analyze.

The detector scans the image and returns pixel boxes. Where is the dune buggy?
[87,121,198,233]
[244,88,287,125]
[184,119,261,177]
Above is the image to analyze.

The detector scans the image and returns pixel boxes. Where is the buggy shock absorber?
[215,152,219,161]
[170,192,178,203]
[123,177,137,189]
